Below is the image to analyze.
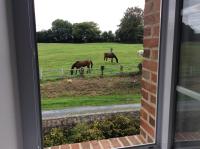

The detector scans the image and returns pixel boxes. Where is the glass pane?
[33,0,156,148]
[174,0,200,146]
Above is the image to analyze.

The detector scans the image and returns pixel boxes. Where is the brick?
[142,69,150,80]
[143,59,158,72]
[141,108,148,121]
[51,146,59,149]
[140,128,147,140]
[141,89,149,100]
[71,143,80,149]
[141,79,157,94]
[144,27,151,36]
[144,38,159,48]
[145,0,152,4]
[154,0,161,12]
[147,136,154,143]
[61,144,70,149]
[149,116,155,127]
[81,141,91,149]
[109,138,121,148]
[141,119,155,138]
[144,13,160,25]
[150,83,157,94]
[90,141,101,149]
[142,0,160,143]
[138,135,146,144]
[119,137,131,146]
[144,0,160,15]
[152,25,160,37]
[150,95,156,104]
[100,140,111,149]
[151,50,159,60]
[143,49,151,58]
[151,73,157,83]
[141,99,156,116]
[141,79,151,91]
[127,136,140,145]
[144,2,154,15]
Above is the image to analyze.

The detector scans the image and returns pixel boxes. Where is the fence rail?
[40,65,140,81]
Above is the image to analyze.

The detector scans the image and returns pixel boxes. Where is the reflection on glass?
[175,0,200,146]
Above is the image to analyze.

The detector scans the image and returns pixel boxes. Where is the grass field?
[38,43,143,80]
[40,76,141,110]
[38,43,143,110]
[42,94,141,110]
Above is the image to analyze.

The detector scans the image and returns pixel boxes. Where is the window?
[11,0,197,148]
[174,0,200,148]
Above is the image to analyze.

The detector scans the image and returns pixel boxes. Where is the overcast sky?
[34,0,145,32]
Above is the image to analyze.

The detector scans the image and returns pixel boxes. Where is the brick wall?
[43,110,139,134]
[140,0,160,143]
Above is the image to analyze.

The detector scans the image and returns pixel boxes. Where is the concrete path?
[42,104,141,119]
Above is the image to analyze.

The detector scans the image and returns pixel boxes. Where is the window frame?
[11,0,183,148]
[170,0,200,148]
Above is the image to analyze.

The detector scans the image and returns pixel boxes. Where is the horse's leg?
[111,58,113,63]
[75,69,77,75]
[87,66,90,73]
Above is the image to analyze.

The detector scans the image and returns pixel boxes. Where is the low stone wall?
[42,110,140,134]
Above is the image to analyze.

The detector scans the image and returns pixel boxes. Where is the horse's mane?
[71,61,79,69]
[112,53,118,63]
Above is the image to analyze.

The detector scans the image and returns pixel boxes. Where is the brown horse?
[71,60,93,75]
[104,52,118,63]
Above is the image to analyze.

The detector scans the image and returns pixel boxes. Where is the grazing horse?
[104,52,118,63]
[71,60,93,75]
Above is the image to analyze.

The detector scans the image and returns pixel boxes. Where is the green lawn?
[41,94,141,110]
[38,43,143,79]
[38,43,142,110]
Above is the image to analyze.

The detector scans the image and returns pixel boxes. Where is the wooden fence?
[40,65,139,81]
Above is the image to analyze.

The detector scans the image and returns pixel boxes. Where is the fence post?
[40,69,43,80]
[61,68,64,78]
[80,67,84,77]
[120,65,123,74]
[100,65,105,77]
[138,63,142,74]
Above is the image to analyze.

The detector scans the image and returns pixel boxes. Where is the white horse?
[137,50,144,57]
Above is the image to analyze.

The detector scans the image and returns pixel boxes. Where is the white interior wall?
[0,0,23,148]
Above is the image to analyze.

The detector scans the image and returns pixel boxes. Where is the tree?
[51,19,73,42]
[116,7,144,43]
[37,29,56,43]
[72,22,101,43]
[101,31,115,42]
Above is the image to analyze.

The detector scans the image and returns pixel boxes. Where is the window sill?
[45,135,146,149]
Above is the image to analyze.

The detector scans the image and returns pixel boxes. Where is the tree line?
[37,7,144,43]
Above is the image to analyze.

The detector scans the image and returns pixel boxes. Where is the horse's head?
[71,62,77,75]
[112,53,119,63]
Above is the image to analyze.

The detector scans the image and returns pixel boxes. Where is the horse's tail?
[90,60,93,68]
[113,54,118,63]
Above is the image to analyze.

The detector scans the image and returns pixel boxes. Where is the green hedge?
[43,115,140,147]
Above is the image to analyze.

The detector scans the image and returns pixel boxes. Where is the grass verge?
[41,94,141,110]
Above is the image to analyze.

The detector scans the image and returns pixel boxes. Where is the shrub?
[67,123,104,143]
[43,128,66,147]
[94,115,140,138]
[43,115,140,147]
[93,120,114,138]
